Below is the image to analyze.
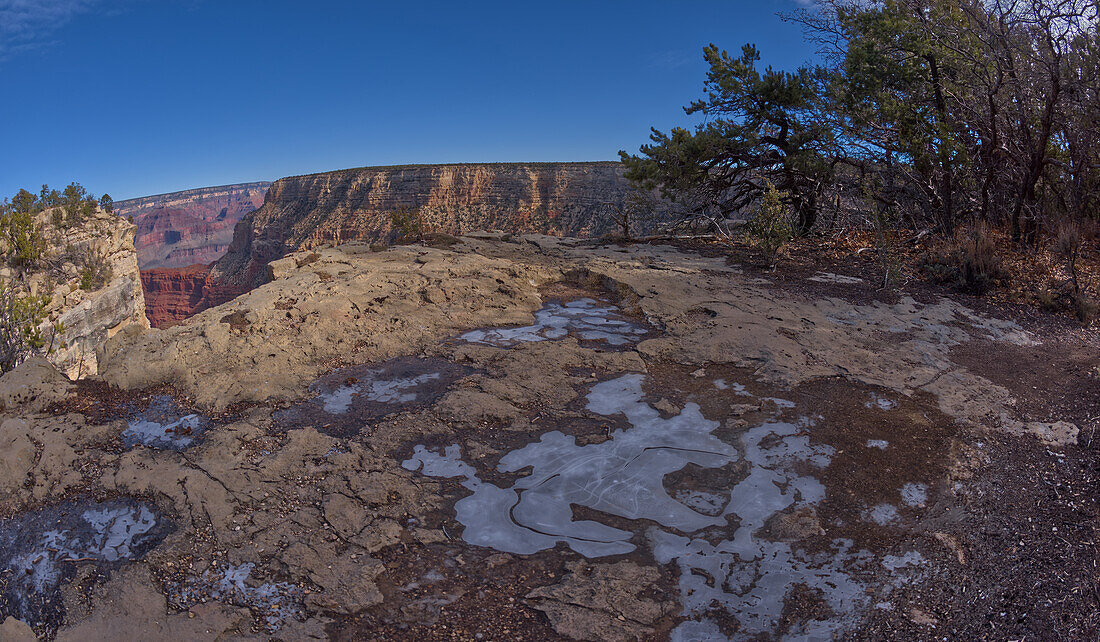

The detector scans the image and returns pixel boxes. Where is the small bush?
[1075,294,1098,325]
[1,209,46,269]
[0,281,52,373]
[743,182,793,267]
[78,247,113,291]
[919,224,1005,295]
[389,207,425,242]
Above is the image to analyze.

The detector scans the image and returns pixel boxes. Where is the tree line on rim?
[621,0,1099,265]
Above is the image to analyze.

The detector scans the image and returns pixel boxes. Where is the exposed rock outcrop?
[115,182,269,270]
[4,210,149,379]
[1,234,1094,639]
[100,234,1036,427]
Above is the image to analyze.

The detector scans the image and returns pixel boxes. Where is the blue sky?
[0,1,816,200]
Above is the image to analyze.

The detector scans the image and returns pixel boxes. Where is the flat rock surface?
[0,235,1095,640]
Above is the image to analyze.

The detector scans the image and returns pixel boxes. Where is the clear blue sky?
[0,1,816,200]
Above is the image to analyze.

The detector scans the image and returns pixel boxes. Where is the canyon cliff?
[139,265,220,328]
[114,182,269,270]
[143,163,638,326]
[212,162,635,293]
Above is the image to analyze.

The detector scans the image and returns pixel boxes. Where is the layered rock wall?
[139,265,217,328]
[210,162,635,293]
[144,162,637,325]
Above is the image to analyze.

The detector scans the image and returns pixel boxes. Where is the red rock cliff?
[115,182,270,270]
[139,264,249,328]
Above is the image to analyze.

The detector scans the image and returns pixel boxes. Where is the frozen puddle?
[901,482,929,507]
[651,421,864,641]
[275,357,466,436]
[122,396,209,450]
[404,374,737,557]
[459,298,647,347]
[714,379,751,395]
[865,393,897,411]
[167,562,303,630]
[0,499,168,630]
[404,374,872,638]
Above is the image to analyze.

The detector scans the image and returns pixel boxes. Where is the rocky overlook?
[1,233,1094,640]
[114,182,269,270]
[142,163,637,326]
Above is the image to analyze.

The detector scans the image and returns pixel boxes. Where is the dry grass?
[713,224,1099,325]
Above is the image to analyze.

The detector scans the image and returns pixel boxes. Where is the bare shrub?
[919,224,1006,295]
[1053,220,1098,325]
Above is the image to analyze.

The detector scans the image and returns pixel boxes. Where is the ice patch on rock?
[404,375,737,557]
[275,357,465,437]
[882,551,930,587]
[318,384,359,414]
[0,500,166,628]
[900,482,928,507]
[656,422,864,641]
[319,372,442,413]
[460,298,647,347]
[714,379,751,396]
[406,375,868,640]
[865,393,897,411]
[866,439,890,450]
[671,618,728,641]
[882,551,926,571]
[121,396,209,450]
[167,562,303,630]
[868,503,900,525]
[402,444,479,481]
[673,490,728,517]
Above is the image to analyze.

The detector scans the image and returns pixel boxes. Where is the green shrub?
[77,247,113,291]
[0,281,52,373]
[389,206,425,242]
[58,182,97,228]
[743,182,793,267]
[1,209,46,269]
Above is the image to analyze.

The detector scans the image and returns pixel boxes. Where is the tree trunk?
[925,53,955,235]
